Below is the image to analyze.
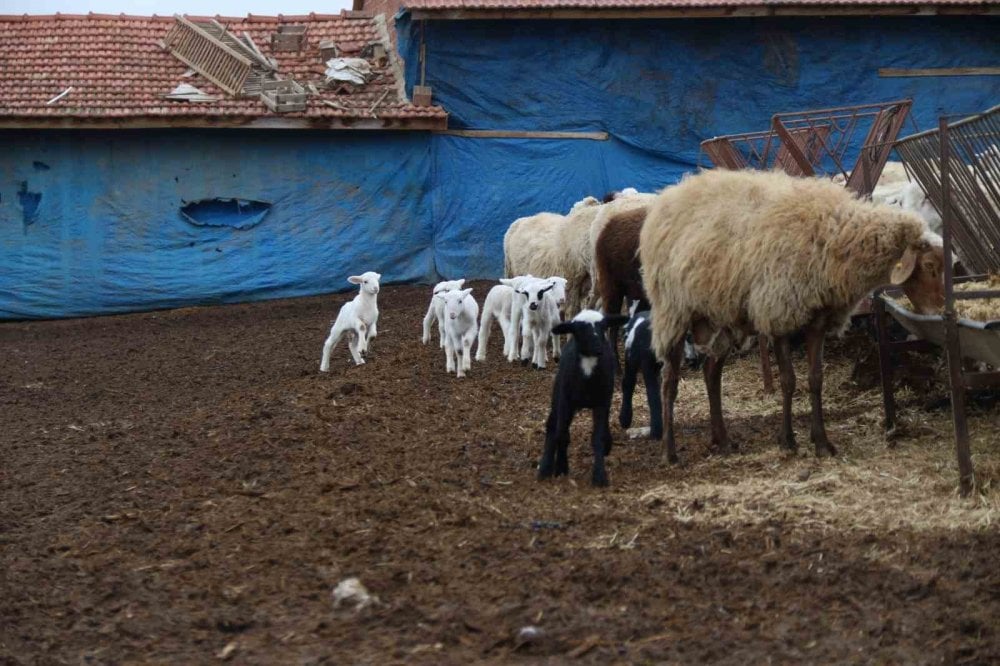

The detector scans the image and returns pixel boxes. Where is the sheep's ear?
[459,288,473,297]
[348,275,363,285]
[499,278,513,286]
[890,247,918,285]
[374,273,382,280]
[455,279,465,287]
[551,321,575,336]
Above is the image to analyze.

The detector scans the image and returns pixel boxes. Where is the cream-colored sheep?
[503,212,565,279]
[639,168,943,463]
[557,203,604,317]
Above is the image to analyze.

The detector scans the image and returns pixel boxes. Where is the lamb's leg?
[703,352,733,454]
[532,328,546,369]
[422,302,435,344]
[661,342,683,464]
[347,332,365,365]
[619,352,638,429]
[507,306,523,362]
[476,308,493,361]
[554,409,573,477]
[445,336,456,374]
[356,322,369,355]
[643,358,663,440]
[539,406,571,479]
[462,335,473,372]
[590,404,612,487]
[456,344,466,378]
[806,326,836,457]
[320,324,345,372]
[773,335,798,452]
[499,313,513,358]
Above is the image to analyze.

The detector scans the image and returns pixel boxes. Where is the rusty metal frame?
[878,106,1000,497]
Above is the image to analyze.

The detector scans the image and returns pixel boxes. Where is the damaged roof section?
[0,12,448,130]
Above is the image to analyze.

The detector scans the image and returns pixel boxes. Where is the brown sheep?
[593,204,650,346]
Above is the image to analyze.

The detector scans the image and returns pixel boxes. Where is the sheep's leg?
[554,410,572,477]
[462,335,473,372]
[773,335,798,452]
[539,406,571,479]
[507,306,523,362]
[550,332,561,360]
[661,342,683,464]
[590,404,612,487]
[320,324,345,372]
[532,328,546,369]
[437,314,446,349]
[444,336,456,374]
[476,308,493,361]
[703,352,733,454]
[347,332,365,366]
[643,359,663,440]
[499,313,513,358]
[421,302,435,344]
[806,326,837,457]
[519,318,533,365]
[603,285,624,364]
[356,322,369,355]
[619,354,638,430]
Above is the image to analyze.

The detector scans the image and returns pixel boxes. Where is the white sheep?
[439,288,479,378]
[475,276,538,361]
[516,277,562,369]
[421,278,466,348]
[319,271,381,371]
[506,276,566,363]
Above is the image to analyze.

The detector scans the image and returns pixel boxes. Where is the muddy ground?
[2,282,999,664]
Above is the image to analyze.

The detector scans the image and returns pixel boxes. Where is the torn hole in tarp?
[180,198,271,230]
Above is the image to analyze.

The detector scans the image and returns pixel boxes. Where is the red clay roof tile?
[0,12,447,129]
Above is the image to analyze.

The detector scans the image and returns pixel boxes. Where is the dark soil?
[2,282,998,664]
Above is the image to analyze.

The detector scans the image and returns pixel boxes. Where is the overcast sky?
[0,0,353,16]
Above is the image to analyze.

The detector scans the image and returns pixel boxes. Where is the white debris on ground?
[332,577,378,610]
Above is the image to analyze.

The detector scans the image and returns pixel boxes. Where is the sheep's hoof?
[591,470,609,488]
[619,411,632,429]
[520,359,530,367]
[778,434,798,452]
[537,466,554,481]
[814,440,837,457]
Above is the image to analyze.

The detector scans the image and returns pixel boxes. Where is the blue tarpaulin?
[2,15,998,318]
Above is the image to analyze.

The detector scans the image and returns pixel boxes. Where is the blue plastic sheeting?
[400,15,1000,164]
[429,135,685,277]
[0,130,435,319]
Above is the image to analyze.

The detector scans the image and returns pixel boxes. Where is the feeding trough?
[875,104,1000,496]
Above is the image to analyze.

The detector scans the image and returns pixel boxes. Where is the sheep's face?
[552,310,629,357]
[891,240,945,315]
[349,271,381,296]
[517,279,555,312]
[440,288,473,321]
[546,277,568,306]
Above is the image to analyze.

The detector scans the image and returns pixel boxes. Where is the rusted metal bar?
[873,292,897,435]
[964,372,1000,390]
[940,118,976,498]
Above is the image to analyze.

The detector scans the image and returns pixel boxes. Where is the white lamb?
[439,288,479,378]
[319,271,381,371]
[516,277,562,369]
[476,277,532,361]
[507,276,566,363]
[421,278,466,348]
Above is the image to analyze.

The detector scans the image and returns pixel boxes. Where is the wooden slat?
[436,129,608,140]
[879,67,1000,78]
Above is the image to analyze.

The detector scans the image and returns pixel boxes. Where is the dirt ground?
[3,282,999,665]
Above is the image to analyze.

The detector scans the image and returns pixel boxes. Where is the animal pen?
[875,104,1000,496]
[699,99,915,392]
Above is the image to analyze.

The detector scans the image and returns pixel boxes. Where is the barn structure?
[1,4,999,319]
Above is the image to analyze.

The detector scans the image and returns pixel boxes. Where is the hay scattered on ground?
[954,273,1000,321]
[636,344,1000,535]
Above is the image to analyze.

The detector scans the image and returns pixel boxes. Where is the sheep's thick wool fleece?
[639,169,926,359]
[503,212,564,278]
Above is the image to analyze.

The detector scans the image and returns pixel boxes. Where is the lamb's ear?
[499,278,513,286]
[455,279,465,288]
[348,275,363,285]
[374,273,382,280]
[459,288,473,297]
[551,321,575,336]
[890,246,918,285]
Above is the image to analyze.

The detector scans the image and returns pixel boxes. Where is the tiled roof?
[0,13,447,130]
[404,0,997,10]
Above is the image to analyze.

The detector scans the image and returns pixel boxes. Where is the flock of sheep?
[319,164,951,486]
